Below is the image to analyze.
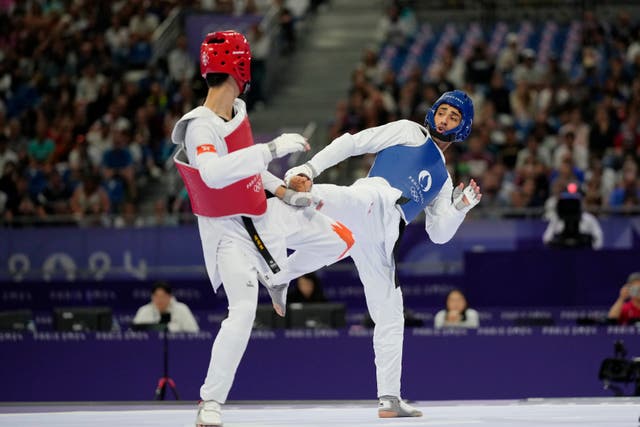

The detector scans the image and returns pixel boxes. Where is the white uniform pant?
[295,180,406,398]
[199,199,352,403]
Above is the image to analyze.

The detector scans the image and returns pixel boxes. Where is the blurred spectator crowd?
[325,2,640,218]
[0,0,281,227]
[1,0,639,228]
[0,0,193,227]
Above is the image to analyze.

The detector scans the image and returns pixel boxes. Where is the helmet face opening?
[200,30,252,93]
[424,90,474,143]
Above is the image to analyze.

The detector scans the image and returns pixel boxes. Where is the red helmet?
[200,30,251,93]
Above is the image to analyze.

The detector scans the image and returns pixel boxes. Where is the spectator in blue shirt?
[102,118,137,202]
[608,158,640,210]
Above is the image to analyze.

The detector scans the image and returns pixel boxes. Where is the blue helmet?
[424,90,474,143]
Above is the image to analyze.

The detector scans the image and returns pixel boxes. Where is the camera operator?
[542,183,603,249]
[608,272,640,325]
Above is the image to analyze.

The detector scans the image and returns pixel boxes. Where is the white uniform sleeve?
[423,176,466,244]
[308,120,426,176]
[185,120,272,189]
[261,170,285,194]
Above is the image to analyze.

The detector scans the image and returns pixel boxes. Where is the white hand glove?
[282,188,314,207]
[267,133,309,159]
[284,162,317,187]
[453,182,481,213]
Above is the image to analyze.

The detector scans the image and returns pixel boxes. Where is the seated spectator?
[69,134,101,180]
[487,72,511,115]
[465,42,494,87]
[608,272,640,325]
[70,174,110,226]
[514,156,549,208]
[513,48,543,86]
[589,104,616,162]
[105,15,130,66]
[75,63,106,105]
[85,119,112,162]
[113,201,145,228]
[498,125,521,171]
[516,133,551,170]
[37,169,72,216]
[553,130,589,172]
[608,158,640,210]
[496,32,520,73]
[133,281,199,333]
[477,164,509,214]
[28,118,55,163]
[167,34,195,86]
[550,154,584,187]
[13,176,46,221]
[460,132,494,180]
[434,289,479,328]
[288,273,327,304]
[558,106,591,152]
[277,2,296,55]
[102,118,137,201]
[509,80,537,126]
[376,2,416,47]
[145,198,178,227]
[246,24,270,110]
[0,135,18,177]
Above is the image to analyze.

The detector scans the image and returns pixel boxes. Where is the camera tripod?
[154,317,179,400]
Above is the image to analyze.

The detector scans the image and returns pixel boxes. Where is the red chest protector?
[174,117,267,218]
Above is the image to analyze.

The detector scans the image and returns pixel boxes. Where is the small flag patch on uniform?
[197,144,216,155]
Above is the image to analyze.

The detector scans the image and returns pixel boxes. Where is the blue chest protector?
[368,138,448,223]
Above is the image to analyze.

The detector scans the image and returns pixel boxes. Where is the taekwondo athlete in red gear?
[171,30,354,427]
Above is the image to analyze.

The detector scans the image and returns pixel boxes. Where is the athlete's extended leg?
[281,183,369,279]
[257,198,355,314]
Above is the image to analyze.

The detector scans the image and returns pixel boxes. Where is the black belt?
[241,216,281,274]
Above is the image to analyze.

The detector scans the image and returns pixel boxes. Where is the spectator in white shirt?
[129,5,159,40]
[133,282,200,333]
[167,35,196,84]
[76,63,106,104]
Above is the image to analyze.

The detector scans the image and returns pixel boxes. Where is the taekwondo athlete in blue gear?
[281,90,482,418]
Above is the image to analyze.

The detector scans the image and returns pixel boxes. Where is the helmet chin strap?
[427,123,456,143]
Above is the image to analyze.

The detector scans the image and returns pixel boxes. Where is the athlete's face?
[434,104,462,134]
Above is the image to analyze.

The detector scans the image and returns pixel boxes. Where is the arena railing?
[152,6,184,64]
[1,205,639,228]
